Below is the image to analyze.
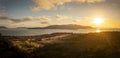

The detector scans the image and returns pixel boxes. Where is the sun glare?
[94,17,103,25]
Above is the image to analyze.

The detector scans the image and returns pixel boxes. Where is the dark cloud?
[0,16,28,22]
[41,21,50,24]
[0,16,51,23]
[0,16,9,19]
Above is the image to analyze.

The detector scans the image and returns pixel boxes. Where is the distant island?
[28,24,93,29]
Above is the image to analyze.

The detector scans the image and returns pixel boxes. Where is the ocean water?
[0,28,120,36]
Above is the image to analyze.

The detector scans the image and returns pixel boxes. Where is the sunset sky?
[0,0,120,28]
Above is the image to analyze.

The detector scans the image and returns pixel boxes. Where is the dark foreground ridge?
[0,32,120,58]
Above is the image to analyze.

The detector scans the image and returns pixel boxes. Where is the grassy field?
[0,32,120,58]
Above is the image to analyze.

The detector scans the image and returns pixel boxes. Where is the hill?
[29,24,93,29]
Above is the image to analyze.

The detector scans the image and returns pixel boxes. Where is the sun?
[94,17,103,25]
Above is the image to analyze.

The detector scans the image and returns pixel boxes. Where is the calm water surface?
[0,28,120,36]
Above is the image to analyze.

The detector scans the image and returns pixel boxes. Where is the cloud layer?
[0,16,51,23]
[32,0,105,11]
[0,16,52,27]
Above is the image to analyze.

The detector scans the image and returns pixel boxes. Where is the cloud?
[0,16,30,22]
[39,16,51,24]
[39,16,51,21]
[41,21,50,24]
[32,0,71,11]
[55,14,68,20]
[32,0,106,11]
[0,16,51,28]
[72,19,81,23]
[73,17,89,22]
[75,0,105,3]
[0,16,9,19]
[0,16,51,23]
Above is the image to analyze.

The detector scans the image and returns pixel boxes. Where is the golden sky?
[0,0,120,28]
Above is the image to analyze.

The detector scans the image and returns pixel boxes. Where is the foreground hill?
[0,32,120,58]
[0,34,26,58]
[29,24,93,29]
